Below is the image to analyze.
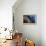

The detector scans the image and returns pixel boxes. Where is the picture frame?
[23,15,36,24]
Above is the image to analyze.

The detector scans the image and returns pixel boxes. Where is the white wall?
[41,0,46,46]
[0,0,16,30]
[13,0,42,46]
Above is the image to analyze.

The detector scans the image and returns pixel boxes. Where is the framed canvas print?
[23,15,36,24]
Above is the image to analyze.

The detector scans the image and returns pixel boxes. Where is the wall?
[0,0,16,30]
[41,0,46,46]
[13,0,42,46]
